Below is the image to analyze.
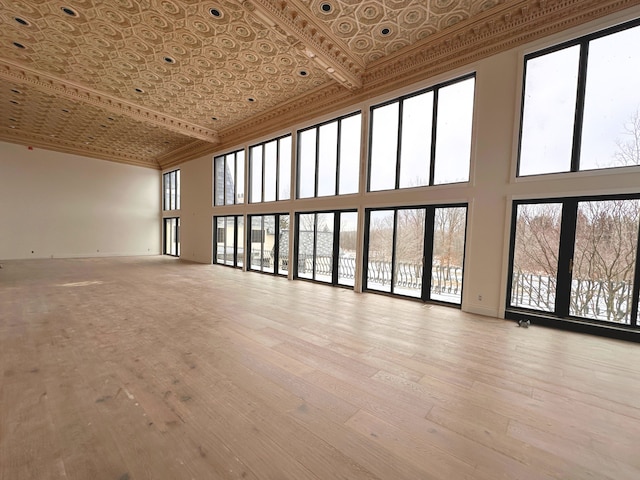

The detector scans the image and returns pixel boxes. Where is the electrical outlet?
[478,295,483,301]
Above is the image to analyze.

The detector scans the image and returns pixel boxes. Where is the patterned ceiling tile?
[0,79,200,167]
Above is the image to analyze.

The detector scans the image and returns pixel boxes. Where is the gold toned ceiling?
[0,0,637,169]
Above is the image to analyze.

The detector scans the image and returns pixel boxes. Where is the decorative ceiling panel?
[0,0,637,168]
[0,79,196,167]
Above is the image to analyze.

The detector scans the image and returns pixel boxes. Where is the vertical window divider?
[630,217,640,327]
[362,209,371,290]
[422,208,436,300]
[429,90,439,186]
[332,212,340,284]
[556,200,578,316]
[335,119,342,196]
[390,210,399,294]
[275,140,281,201]
[571,41,590,172]
[312,214,318,280]
[261,147,266,203]
[395,100,404,190]
[314,128,320,197]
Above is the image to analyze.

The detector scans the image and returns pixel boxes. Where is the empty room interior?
[2,0,640,479]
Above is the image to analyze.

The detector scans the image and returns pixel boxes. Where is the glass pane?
[176,170,180,210]
[434,78,474,184]
[214,157,224,206]
[366,210,394,292]
[236,216,244,267]
[278,215,290,275]
[225,154,235,205]
[279,136,291,200]
[236,151,245,204]
[250,145,262,203]
[250,216,263,270]
[298,128,316,198]
[318,122,338,197]
[338,212,358,287]
[163,173,170,210]
[264,141,277,202]
[224,217,235,266]
[339,114,361,195]
[176,218,180,256]
[369,102,399,191]
[580,26,640,171]
[170,171,176,210]
[297,214,315,279]
[519,46,580,176]
[431,207,466,304]
[570,200,640,324]
[216,217,225,264]
[400,92,433,188]
[262,215,276,273]
[164,218,171,254]
[315,213,334,283]
[393,209,425,297]
[510,203,562,312]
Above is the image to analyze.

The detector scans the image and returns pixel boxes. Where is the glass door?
[507,196,640,328]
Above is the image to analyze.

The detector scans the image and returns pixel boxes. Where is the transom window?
[297,112,362,198]
[368,74,475,191]
[163,170,180,210]
[214,150,245,205]
[518,19,640,176]
[249,135,292,203]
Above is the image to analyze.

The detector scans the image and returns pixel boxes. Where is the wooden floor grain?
[1,256,639,480]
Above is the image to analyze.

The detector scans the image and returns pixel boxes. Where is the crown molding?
[239,0,364,89]
[158,140,218,169]
[0,59,219,144]
[0,129,159,169]
[212,0,639,155]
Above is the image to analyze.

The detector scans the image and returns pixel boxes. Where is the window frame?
[249,134,292,203]
[516,17,640,177]
[163,169,180,211]
[246,213,290,276]
[296,111,362,199]
[213,215,244,268]
[214,149,245,206]
[367,73,476,192]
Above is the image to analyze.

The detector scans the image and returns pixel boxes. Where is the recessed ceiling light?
[298,70,308,77]
[100,124,107,128]
[61,6,79,17]
[211,117,218,121]
[10,100,20,105]
[107,117,115,121]
[10,126,16,129]
[209,7,222,18]
[14,17,30,26]
[13,42,26,49]
[320,3,332,13]
[381,27,391,36]
[88,136,95,140]
[134,87,144,93]
[62,109,70,113]
[9,118,16,122]
[247,97,255,102]
[163,56,176,64]
[11,89,22,94]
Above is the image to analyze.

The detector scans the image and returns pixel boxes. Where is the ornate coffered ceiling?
[0,0,637,169]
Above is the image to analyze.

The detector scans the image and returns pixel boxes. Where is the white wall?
[179,7,640,320]
[0,141,160,260]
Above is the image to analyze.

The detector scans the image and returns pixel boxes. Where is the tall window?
[248,214,290,276]
[295,210,358,287]
[214,150,245,205]
[249,135,292,203]
[368,74,475,191]
[163,170,180,210]
[214,215,244,267]
[164,217,180,256]
[518,20,640,176]
[364,205,467,304]
[297,112,362,198]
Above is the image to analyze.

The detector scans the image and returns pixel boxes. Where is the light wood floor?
[1,257,639,480]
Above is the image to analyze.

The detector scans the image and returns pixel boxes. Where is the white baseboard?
[462,303,500,318]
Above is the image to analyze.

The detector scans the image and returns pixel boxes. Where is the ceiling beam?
[239,0,364,89]
[0,59,219,144]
